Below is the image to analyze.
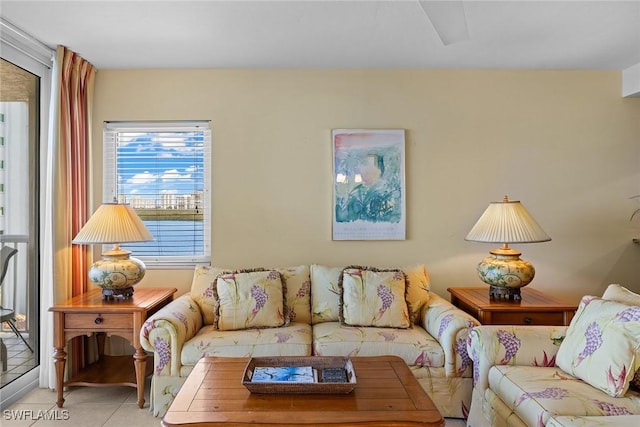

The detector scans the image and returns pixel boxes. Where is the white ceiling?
[1,0,639,70]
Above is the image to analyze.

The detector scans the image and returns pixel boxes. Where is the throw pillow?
[190,265,229,325]
[602,284,640,390]
[339,266,410,328]
[213,269,287,331]
[603,284,640,306]
[191,265,310,326]
[310,264,430,325]
[556,295,640,397]
[404,264,431,323]
[278,265,311,324]
[311,264,343,324]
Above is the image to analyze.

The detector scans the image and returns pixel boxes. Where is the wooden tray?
[242,356,356,394]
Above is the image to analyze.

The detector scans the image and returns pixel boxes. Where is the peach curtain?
[60,47,94,297]
[52,45,96,377]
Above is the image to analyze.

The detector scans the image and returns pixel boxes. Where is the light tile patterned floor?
[1,332,36,388]
[2,377,158,427]
[3,373,466,426]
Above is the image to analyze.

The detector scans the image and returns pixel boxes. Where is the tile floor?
[1,332,36,387]
[4,374,466,427]
[2,377,159,427]
[2,313,467,426]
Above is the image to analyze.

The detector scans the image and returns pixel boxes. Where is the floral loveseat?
[466,284,640,427]
[140,264,479,418]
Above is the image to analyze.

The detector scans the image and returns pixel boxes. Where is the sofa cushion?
[556,296,640,397]
[311,263,431,325]
[312,321,444,368]
[488,365,640,426]
[547,415,640,427]
[181,322,312,365]
[339,266,410,328]
[482,387,530,427]
[214,270,287,331]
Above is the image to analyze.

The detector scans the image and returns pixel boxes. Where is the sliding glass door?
[0,19,51,406]
[0,57,39,390]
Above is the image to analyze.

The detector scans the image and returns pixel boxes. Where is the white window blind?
[103,121,211,266]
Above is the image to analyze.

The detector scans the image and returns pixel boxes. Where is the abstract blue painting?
[332,129,406,240]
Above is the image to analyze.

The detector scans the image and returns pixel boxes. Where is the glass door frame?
[0,18,52,408]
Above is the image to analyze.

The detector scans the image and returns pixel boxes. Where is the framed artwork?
[332,129,406,240]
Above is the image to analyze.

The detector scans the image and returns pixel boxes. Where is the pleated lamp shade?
[73,203,153,244]
[465,196,551,244]
[465,196,551,300]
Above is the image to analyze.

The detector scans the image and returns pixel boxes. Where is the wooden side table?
[447,287,577,326]
[49,287,176,408]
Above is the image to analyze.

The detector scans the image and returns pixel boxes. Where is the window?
[103,121,211,266]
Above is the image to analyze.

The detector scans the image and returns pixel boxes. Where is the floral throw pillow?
[213,269,287,331]
[602,284,640,391]
[190,265,230,325]
[556,295,640,397]
[339,266,410,329]
[603,284,640,306]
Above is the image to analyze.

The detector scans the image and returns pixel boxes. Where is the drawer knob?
[94,316,103,324]
[524,317,532,325]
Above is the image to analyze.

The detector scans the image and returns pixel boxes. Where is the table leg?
[53,346,67,407]
[133,347,147,408]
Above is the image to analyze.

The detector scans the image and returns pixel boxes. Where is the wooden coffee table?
[162,356,444,427]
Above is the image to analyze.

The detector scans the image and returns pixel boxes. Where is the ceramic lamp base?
[88,249,146,299]
[477,247,535,301]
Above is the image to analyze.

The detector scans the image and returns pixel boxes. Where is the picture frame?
[332,129,406,240]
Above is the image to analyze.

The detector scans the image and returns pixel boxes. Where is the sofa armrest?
[422,293,480,377]
[140,293,203,377]
[467,324,568,392]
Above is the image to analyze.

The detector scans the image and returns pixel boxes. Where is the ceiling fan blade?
[418,0,469,45]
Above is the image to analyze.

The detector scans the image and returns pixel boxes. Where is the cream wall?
[92,69,640,303]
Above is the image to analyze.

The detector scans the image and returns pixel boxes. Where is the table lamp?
[72,202,153,299]
[465,196,551,300]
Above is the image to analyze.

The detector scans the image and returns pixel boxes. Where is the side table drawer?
[65,313,131,329]
[490,311,565,326]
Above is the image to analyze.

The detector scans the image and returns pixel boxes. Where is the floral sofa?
[140,264,479,418]
[466,284,640,427]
